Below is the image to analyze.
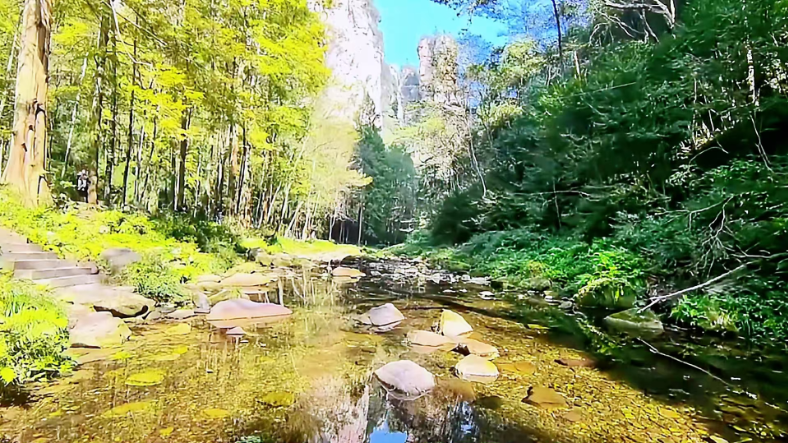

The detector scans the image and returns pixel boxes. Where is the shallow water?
[1,265,786,443]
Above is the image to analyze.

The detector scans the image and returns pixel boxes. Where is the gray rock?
[69,312,132,348]
[100,248,141,273]
[167,309,196,320]
[365,303,405,329]
[604,308,664,337]
[192,291,211,314]
[59,289,154,318]
[454,355,499,383]
[374,360,435,400]
[206,299,292,322]
[221,273,277,287]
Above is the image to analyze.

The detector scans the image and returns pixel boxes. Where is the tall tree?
[1,0,53,205]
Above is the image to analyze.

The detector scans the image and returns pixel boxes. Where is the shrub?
[121,254,189,304]
[0,274,72,385]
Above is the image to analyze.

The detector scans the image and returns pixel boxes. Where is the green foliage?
[0,274,73,386]
[122,254,188,304]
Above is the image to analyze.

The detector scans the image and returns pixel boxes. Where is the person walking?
[76,170,90,202]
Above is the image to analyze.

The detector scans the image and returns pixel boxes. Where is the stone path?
[0,226,146,348]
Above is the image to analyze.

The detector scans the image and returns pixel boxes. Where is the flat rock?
[456,338,499,360]
[407,330,457,349]
[59,289,154,318]
[523,386,568,409]
[366,303,405,329]
[439,310,473,337]
[374,360,435,400]
[604,308,664,337]
[100,248,141,273]
[226,327,247,336]
[331,267,365,278]
[195,274,222,283]
[454,355,499,383]
[166,309,195,320]
[220,273,277,287]
[206,299,292,322]
[69,312,132,348]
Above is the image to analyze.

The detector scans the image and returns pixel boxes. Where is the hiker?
[76,170,90,202]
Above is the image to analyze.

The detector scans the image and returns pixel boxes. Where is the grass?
[0,273,73,386]
[241,236,361,258]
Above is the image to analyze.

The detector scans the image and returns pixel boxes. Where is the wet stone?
[605,308,664,337]
[407,330,456,350]
[439,310,473,337]
[456,338,499,360]
[374,360,435,400]
[454,355,499,383]
[364,303,405,331]
[556,357,595,368]
[331,267,365,278]
[523,386,568,409]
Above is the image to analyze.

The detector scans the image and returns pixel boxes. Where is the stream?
[1,260,786,443]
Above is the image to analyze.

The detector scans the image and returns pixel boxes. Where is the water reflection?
[0,266,786,443]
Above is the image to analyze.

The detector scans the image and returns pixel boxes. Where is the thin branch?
[639,263,750,312]
[637,338,731,386]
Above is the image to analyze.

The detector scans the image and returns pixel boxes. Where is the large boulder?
[192,291,211,314]
[220,273,277,287]
[206,299,292,322]
[331,267,365,278]
[59,289,154,318]
[576,278,637,309]
[523,386,568,409]
[604,308,664,337]
[100,248,141,273]
[374,360,435,400]
[438,310,473,337]
[69,312,132,348]
[361,303,405,331]
[456,338,499,360]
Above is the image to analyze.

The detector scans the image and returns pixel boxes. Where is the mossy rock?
[604,308,664,337]
[577,277,637,309]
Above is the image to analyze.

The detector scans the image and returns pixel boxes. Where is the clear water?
[1,264,786,443]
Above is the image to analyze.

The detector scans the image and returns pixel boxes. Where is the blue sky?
[374,0,508,67]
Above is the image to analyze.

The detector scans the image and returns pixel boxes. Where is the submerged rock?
[195,274,222,283]
[438,310,473,337]
[407,330,457,349]
[207,299,292,322]
[456,338,499,360]
[221,273,277,287]
[167,309,195,320]
[454,355,499,383]
[556,357,596,368]
[125,370,165,387]
[604,308,664,337]
[332,267,365,278]
[363,303,405,331]
[69,312,132,348]
[374,360,435,400]
[523,386,568,409]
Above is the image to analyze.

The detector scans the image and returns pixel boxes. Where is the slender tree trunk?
[176,107,191,211]
[61,52,88,178]
[234,123,249,215]
[121,36,138,207]
[1,0,54,205]
[550,0,564,67]
[140,116,157,205]
[91,14,109,192]
[104,30,119,202]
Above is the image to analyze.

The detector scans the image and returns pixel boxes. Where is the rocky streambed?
[0,260,786,443]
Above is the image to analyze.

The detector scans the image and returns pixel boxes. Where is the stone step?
[37,274,103,288]
[0,229,28,244]
[0,251,58,261]
[12,259,71,270]
[16,266,96,280]
[0,243,44,253]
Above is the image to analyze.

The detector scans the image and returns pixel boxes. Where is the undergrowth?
[0,274,72,386]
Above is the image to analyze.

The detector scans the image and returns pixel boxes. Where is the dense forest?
[1,0,788,340]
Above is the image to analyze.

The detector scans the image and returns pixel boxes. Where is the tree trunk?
[91,14,109,192]
[61,52,88,178]
[121,36,137,207]
[104,29,118,202]
[550,0,564,67]
[234,123,249,215]
[1,0,54,205]
[176,107,191,211]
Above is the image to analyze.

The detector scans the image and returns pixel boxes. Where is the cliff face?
[312,0,386,127]
[418,35,461,106]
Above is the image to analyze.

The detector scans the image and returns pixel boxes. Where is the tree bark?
[176,107,191,211]
[121,36,137,207]
[61,52,88,178]
[1,0,53,205]
[104,28,119,202]
[91,14,109,192]
[550,0,564,67]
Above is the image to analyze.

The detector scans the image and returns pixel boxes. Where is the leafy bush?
[122,254,189,304]
[0,274,72,385]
